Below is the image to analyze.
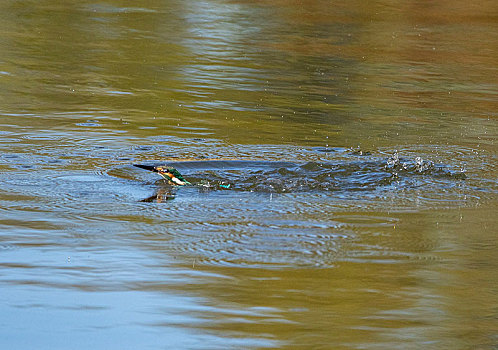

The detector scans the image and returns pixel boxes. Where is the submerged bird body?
[134,164,190,186]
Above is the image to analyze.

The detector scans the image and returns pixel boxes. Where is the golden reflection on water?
[0,0,497,348]
[169,206,498,348]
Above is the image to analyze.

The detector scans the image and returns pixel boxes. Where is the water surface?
[0,0,497,349]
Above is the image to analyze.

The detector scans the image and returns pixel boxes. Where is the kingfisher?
[134,164,191,186]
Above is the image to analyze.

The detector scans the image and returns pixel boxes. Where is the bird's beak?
[134,164,157,172]
[134,164,190,186]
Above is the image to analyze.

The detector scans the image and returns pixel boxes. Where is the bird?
[133,164,191,186]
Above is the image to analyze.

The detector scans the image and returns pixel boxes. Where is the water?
[1,0,497,349]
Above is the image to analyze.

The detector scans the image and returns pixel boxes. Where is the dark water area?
[0,0,497,349]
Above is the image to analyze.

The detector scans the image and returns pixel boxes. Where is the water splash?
[134,154,467,199]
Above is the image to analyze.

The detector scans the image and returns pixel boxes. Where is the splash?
[176,154,466,194]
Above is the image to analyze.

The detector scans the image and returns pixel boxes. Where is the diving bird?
[134,164,190,186]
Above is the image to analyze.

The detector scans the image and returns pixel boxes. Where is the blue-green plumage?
[134,164,190,186]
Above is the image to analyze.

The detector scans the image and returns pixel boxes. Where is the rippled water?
[1,0,497,349]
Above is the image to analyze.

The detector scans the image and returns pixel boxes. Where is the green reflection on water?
[0,0,497,349]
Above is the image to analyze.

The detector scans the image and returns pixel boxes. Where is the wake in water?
[191,156,464,192]
[133,151,467,201]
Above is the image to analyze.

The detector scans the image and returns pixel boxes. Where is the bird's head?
[155,166,190,186]
[134,164,190,186]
